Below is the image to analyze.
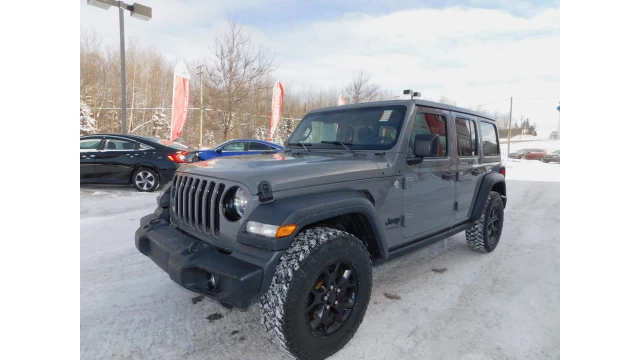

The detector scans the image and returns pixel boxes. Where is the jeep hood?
[178,153,382,194]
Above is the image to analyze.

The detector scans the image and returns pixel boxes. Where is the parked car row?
[80,134,283,192]
[187,139,282,162]
[541,150,560,163]
[508,148,560,163]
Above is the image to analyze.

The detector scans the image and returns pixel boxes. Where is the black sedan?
[541,150,560,163]
[80,134,192,192]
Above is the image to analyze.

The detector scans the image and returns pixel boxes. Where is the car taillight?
[501,166,506,177]
[168,151,189,163]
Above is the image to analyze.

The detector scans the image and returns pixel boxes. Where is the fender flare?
[236,190,388,256]
[470,172,506,222]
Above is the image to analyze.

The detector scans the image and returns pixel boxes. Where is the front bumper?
[135,213,280,309]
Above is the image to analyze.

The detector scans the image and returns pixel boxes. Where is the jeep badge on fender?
[135,98,506,360]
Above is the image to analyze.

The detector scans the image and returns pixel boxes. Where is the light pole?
[86,1,152,134]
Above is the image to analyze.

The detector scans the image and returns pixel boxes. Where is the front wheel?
[260,227,372,360]
[132,168,159,192]
[466,191,504,253]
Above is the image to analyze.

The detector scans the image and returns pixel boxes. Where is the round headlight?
[232,187,247,217]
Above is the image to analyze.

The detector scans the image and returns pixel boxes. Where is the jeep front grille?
[171,174,225,235]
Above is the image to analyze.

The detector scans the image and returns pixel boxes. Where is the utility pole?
[507,97,513,156]
[519,115,524,139]
[196,64,204,149]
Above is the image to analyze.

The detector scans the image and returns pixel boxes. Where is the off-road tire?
[132,167,160,192]
[260,227,373,360]
[466,191,504,253]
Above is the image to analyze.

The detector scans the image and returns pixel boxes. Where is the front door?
[453,115,484,220]
[93,138,140,183]
[218,141,247,156]
[401,109,455,239]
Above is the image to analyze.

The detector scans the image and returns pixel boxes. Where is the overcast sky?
[80,0,560,135]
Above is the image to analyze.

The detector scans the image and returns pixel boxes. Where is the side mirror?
[215,148,222,153]
[414,134,439,157]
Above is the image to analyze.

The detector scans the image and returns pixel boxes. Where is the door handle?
[442,172,456,181]
[471,169,482,176]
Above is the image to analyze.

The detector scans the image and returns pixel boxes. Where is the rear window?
[153,139,189,150]
[480,121,499,156]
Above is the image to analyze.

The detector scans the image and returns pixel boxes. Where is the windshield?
[287,105,407,150]
[553,150,560,154]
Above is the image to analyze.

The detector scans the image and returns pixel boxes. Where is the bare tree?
[438,96,457,106]
[206,17,276,141]
[343,69,381,104]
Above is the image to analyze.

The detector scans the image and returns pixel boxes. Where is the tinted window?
[480,122,499,156]
[249,142,271,151]
[288,105,407,150]
[80,139,101,150]
[104,139,137,150]
[408,113,447,157]
[221,142,245,151]
[455,118,477,157]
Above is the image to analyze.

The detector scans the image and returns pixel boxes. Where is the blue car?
[191,139,283,162]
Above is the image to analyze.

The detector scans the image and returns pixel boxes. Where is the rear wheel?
[466,191,504,253]
[260,227,372,360]
[132,168,159,192]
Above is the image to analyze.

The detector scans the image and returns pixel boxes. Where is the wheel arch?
[470,172,506,222]
[236,190,389,259]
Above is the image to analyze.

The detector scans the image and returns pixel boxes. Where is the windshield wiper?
[288,142,312,152]
[321,141,355,154]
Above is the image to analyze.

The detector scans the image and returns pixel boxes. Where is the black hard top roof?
[307,99,497,122]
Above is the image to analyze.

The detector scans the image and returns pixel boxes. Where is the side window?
[249,142,271,151]
[455,118,478,157]
[480,122,499,156]
[408,113,447,158]
[221,142,246,151]
[139,143,154,150]
[104,139,137,151]
[80,139,101,151]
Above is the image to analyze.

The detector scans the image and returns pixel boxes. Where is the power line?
[472,99,511,108]
[513,97,560,100]
[472,96,560,108]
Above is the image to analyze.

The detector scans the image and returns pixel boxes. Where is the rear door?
[247,141,273,155]
[400,108,455,240]
[80,137,103,180]
[453,115,484,220]
[93,137,141,183]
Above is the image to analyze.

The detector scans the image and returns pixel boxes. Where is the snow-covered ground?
[81,161,560,360]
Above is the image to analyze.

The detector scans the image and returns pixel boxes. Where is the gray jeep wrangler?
[135,99,506,360]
